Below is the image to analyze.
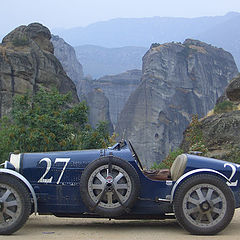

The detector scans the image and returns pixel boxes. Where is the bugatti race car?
[0,140,239,235]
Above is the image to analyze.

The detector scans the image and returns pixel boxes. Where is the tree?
[0,89,113,163]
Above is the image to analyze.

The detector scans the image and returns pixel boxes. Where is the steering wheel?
[128,140,143,170]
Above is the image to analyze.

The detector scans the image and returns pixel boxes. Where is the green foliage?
[151,43,161,48]
[12,35,29,47]
[151,148,184,170]
[214,101,236,114]
[79,121,115,150]
[0,89,113,163]
[185,114,208,154]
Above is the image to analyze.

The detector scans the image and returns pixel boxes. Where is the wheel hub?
[199,200,211,212]
[106,175,114,184]
[88,164,132,209]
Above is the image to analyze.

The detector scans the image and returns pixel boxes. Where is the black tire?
[80,156,140,217]
[0,174,31,235]
[173,174,235,235]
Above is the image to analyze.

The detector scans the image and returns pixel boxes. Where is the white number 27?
[38,157,70,184]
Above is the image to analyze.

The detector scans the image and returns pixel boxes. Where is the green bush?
[0,89,113,163]
[214,101,236,114]
[151,148,184,169]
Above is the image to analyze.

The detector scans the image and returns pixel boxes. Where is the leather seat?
[143,154,187,181]
[170,154,187,181]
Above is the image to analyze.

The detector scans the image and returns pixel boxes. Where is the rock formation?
[82,88,114,133]
[182,74,240,161]
[116,39,238,167]
[79,69,141,127]
[51,35,84,87]
[0,23,79,117]
[94,70,141,126]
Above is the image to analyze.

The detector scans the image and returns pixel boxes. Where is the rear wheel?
[0,174,31,235]
[174,174,235,235]
[80,156,140,217]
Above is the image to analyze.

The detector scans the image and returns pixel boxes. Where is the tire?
[80,156,140,217]
[173,174,235,235]
[0,174,31,235]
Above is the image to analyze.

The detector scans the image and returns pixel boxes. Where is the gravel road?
[6,209,240,240]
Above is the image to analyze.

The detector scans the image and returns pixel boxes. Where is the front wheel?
[0,174,31,235]
[173,174,235,235]
[80,156,140,217]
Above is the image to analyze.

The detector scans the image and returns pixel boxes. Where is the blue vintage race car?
[0,140,239,235]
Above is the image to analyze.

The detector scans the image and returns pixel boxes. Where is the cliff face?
[51,35,84,87]
[94,69,141,126]
[82,88,114,133]
[79,69,141,127]
[0,23,79,117]
[116,39,238,167]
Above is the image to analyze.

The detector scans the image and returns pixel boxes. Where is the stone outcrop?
[79,69,141,127]
[0,23,79,117]
[225,74,240,101]
[95,70,141,126]
[116,39,238,167]
[182,74,240,160]
[51,35,84,87]
[82,88,114,133]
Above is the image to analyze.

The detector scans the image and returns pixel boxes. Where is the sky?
[1,0,240,38]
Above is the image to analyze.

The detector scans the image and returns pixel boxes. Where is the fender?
[170,168,231,203]
[0,168,38,214]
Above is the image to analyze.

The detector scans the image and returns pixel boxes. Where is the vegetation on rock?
[12,35,30,47]
[213,100,237,114]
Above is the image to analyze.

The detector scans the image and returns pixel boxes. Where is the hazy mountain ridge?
[74,45,147,78]
[53,12,240,48]
[53,12,240,77]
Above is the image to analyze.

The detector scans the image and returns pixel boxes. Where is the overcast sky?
[1,0,240,37]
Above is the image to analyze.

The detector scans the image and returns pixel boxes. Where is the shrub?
[0,89,113,163]
[214,101,236,114]
[151,148,184,169]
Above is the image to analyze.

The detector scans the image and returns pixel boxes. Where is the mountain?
[196,14,240,69]
[0,23,79,117]
[53,12,240,72]
[53,13,239,48]
[74,45,147,78]
[115,39,238,167]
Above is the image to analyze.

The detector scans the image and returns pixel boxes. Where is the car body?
[0,140,239,235]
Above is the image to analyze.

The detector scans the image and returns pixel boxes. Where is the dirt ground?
[4,209,240,240]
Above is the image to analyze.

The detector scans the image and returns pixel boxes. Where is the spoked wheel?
[0,175,31,235]
[174,174,235,235]
[80,156,140,217]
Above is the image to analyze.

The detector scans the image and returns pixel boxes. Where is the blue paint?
[5,141,240,217]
